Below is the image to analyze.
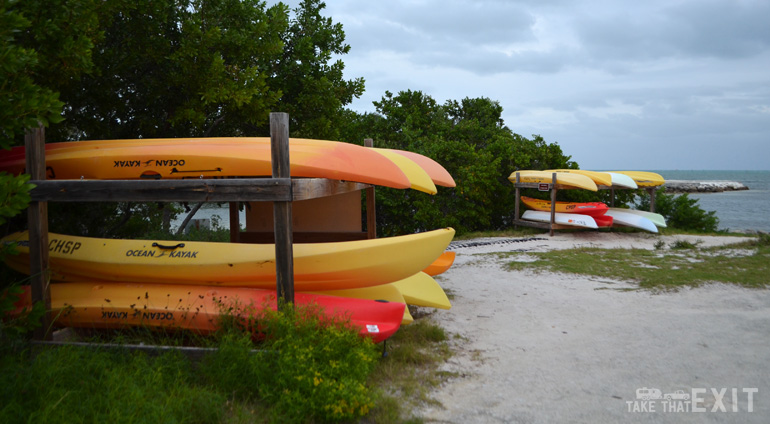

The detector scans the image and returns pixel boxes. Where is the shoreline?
[663,180,748,193]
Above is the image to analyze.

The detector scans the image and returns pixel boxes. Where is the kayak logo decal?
[125,249,198,259]
[48,239,82,255]
[102,311,174,321]
[113,159,186,168]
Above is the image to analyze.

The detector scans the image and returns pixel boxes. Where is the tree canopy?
[339,90,576,235]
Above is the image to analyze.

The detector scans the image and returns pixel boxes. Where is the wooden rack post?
[549,173,558,237]
[270,112,294,306]
[25,125,52,340]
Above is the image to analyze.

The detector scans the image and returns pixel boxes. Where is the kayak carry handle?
[152,242,185,250]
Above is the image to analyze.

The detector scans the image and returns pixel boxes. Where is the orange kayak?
[10,282,404,343]
[0,137,413,189]
[422,251,456,276]
[521,196,608,217]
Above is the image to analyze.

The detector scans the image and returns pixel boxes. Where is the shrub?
[637,189,719,232]
[202,302,382,423]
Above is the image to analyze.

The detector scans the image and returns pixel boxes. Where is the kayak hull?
[0,137,413,189]
[520,196,608,217]
[2,228,455,291]
[508,171,598,191]
[521,210,598,229]
[11,282,405,343]
[604,210,659,233]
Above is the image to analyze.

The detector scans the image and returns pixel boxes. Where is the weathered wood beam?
[28,178,292,202]
[25,125,52,341]
[291,179,369,201]
[270,113,294,307]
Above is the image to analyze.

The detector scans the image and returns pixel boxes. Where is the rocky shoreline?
[662,179,749,193]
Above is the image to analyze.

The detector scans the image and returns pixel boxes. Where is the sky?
[285,0,770,170]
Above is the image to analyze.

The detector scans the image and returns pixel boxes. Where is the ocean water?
[174,171,770,234]
[653,170,770,233]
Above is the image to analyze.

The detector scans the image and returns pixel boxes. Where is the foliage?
[339,90,576,236]
[211,302,381,423]
[0,284,45,345]
[637,189,719,232]
[1,302,385,423]
[266,0,365,140]
[0,172,32,226]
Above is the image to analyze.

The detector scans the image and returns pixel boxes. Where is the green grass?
[0,302,395,424]
[0,300,455,423]
[504,237,770,289]
[365,315,454,423]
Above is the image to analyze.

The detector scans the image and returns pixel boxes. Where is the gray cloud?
[280,0,770,169]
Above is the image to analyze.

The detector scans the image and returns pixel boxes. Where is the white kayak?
[606,172,638,189]
[521,210,598,229]
[604,209,658,233]
[608,208,667,228]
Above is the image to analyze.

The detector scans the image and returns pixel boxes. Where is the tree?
[51,0,288,141]
[342,90,575,235]
[265,0,365,140]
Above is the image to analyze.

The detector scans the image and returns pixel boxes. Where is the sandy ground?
[415,232,770,423]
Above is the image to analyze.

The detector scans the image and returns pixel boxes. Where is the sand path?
[417,232,769,423]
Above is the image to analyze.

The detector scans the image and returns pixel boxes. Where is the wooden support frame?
[25,126,52,340]
[512,171,660,236]
[270,112,294,306]
[21,112,369,340]
[511,172,574,236]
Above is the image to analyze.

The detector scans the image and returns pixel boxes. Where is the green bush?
[205,302,381,423]
[637,189,718,232]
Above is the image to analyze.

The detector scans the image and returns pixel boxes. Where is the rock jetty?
[663,180,749,193]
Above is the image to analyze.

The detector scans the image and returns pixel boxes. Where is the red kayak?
[10,282,404,343]
[593,215,614,227]
[520,196,609,217]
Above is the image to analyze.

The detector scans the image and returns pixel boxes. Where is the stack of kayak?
[510,170,667,233]
[2,137,459,343]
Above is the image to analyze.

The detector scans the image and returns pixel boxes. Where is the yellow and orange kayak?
[10,282,404,343]
[520,196,609,217]
[508,170,598,191]
[374,148,456,188]
[3,228,455,291]
[0,137,418,189]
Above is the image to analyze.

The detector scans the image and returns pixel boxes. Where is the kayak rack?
[511,172,659,236]
[22,112,367,342]
[511,172,572,236]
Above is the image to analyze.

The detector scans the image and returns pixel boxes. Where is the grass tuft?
[505,238,770,289]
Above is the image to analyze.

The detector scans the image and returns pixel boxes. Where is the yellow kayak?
[3,228,455,291]
[608,171,665,187]
[545,169,613,187]
[508,170,598,191]
[391,272,451,310]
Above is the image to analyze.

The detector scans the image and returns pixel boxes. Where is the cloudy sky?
[287,0,770,170]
